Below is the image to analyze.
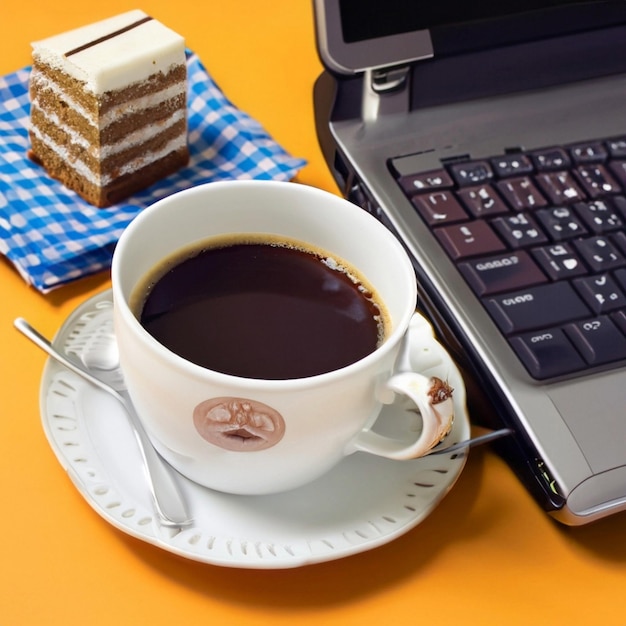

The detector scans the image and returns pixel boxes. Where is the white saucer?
[39,290,469,569]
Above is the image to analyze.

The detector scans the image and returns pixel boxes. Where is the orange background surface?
[1,2,625,624]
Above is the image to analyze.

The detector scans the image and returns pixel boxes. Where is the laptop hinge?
[362,65,411,121]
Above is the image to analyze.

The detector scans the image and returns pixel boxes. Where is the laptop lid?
[314,0,626,76]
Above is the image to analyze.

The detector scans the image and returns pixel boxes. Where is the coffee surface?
[138,241,386,379]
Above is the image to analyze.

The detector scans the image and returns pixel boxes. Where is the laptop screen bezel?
[313,0,434,74]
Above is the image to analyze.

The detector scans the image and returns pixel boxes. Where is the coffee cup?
[111,180,455,495]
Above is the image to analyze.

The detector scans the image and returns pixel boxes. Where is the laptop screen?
[339,0,583,43]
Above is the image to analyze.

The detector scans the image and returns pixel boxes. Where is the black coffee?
[137,239,387,379]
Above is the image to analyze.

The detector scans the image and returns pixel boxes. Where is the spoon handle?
[14,317,193,529]
[427,427,514,456]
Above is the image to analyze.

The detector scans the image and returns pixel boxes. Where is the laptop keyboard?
[391,137,626,380]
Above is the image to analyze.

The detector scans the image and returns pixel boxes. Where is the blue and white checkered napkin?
[0,51,306,293]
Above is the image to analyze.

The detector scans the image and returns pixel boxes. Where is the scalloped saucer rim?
[38,290,469,569]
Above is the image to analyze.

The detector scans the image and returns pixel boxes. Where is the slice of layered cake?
[29,10,189,207]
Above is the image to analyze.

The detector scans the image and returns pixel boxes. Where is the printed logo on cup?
[193,397,286,451]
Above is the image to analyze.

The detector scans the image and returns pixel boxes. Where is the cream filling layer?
[30,68,186,129]
[31,122,187,187]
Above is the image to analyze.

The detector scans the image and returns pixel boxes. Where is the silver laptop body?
[313,0,626,524]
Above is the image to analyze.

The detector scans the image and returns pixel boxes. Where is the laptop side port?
[534,458,566,504]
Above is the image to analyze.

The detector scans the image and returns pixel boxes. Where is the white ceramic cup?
[111,180,454,495]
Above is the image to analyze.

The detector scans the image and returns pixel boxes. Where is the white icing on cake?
[31,9,185,94]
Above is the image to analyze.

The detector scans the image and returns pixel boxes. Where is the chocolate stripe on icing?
[65,16,154,57]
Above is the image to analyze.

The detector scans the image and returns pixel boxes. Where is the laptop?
[313,0,626,524]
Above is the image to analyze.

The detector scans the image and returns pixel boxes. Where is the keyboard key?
[573,164,620,198]
[495,176,547,210]
[411,191,468,225]
[606,137,626,159]
[447,160,494,186]
[491,212,548,248]
[573,235,626,272]
[574,199,623,233]
[535,206,588,241]
[434,220,505,260]
[535,171,586,204]
[608,160,626,188]
[531,243,586,280]
[612,195,626,220]
[490,153,533,178]
[611,309,626,334]
[568,141,608,164]
[613,231,626,257]
[565,316,626,365]
[457,185,509,218]
[484,282,589,334]
[613,267,626,292]
[459,250,547,296]
[397,168,454,195]
[510,329,586,379]
[573,274,626,313]
[530,147,571,171]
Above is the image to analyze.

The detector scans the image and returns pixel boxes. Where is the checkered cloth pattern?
[0,51,306,292]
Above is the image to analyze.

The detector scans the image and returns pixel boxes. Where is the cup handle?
[350,316,455,460]
[351,372,454,460]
